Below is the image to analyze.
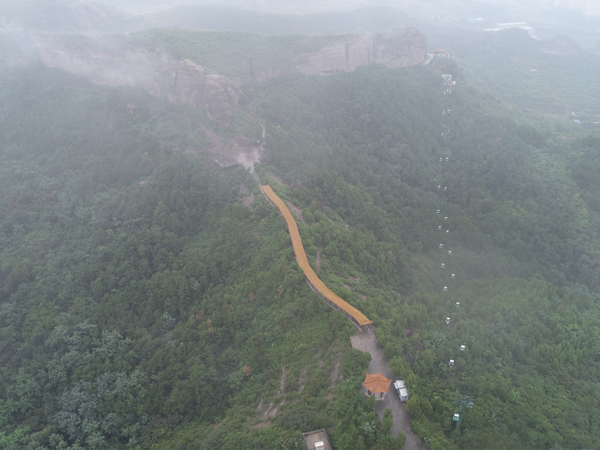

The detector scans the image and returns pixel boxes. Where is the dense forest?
[249,61,600,449]
[2,21,600,450]
[0,61,400,450]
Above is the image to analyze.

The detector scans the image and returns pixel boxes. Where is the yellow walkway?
[261,185,372,328]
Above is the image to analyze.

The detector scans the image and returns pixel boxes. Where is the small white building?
[303,430,333,450]
[394,380,409,402]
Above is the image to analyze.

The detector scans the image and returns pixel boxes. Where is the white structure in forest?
[394,380,409,402]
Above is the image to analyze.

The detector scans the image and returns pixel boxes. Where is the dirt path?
[316,247,322,270]
[351,328,425,450]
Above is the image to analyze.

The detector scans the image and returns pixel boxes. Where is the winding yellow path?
[261,185,372,328]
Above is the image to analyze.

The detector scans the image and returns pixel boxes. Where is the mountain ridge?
[33,28,427,125]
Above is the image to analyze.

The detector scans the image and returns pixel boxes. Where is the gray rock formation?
[232,28,427,85]
[204,74,242,126]
[34,28,426,126]
[174,59,205,108]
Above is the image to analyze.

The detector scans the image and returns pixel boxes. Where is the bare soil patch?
[261,402,275,421]
[268,400,285,418]
[198,122,261,171]
[330,355,342,387]
[269,172,285,185]
[243,193,254,210]
[286,200,305,224]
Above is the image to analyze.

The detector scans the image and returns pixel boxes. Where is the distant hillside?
[541,33,583,55]
[0,0,142,32]
[144,5,410,36]
[425,27,600,119]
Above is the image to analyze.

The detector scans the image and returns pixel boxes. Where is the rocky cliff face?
[35,38,237,125]
[204,74,242,127]
[35,29,426,126]
[232,29,426,85]
[173,59,205,108]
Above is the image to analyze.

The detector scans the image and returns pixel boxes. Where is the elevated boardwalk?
[261,185,372,328]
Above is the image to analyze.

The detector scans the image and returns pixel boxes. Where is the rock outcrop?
[34,28,426,126]
[204,74,242,126]
[232,28,427,85]
[174,59,205,108]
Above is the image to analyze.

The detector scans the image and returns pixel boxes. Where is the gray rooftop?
[302,429,333,450]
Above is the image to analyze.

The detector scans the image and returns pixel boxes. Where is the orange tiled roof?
[362,372,392,393]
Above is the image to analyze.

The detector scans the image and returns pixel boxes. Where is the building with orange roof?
[362,372,392,400]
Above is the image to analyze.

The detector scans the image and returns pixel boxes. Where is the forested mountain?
[249,61,600,449]
[423,27,600,120]
[2,10,600,450]
[0,59,393,450]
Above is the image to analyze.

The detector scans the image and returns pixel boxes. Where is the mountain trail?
[351,328,425,450]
